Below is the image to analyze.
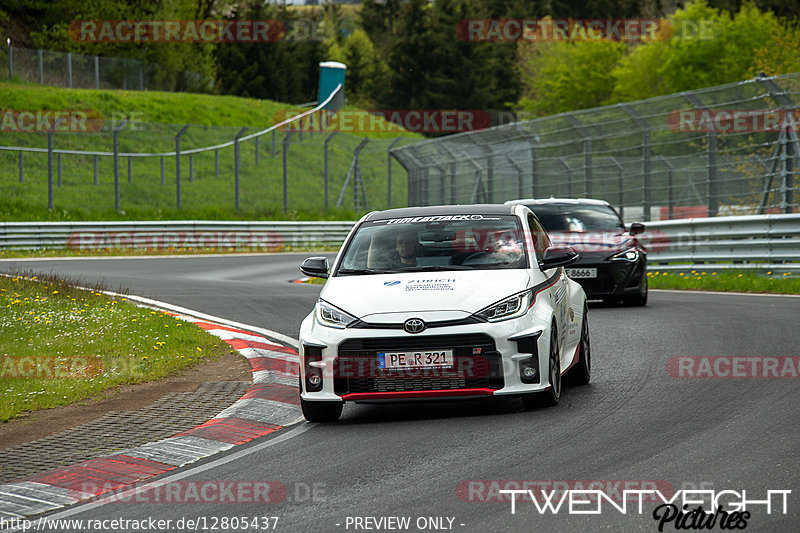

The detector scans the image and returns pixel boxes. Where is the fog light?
[307,371,322,388]
[519,358,540,384]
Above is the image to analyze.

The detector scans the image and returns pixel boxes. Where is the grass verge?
[647,269,800,294]
[0,273,232,422]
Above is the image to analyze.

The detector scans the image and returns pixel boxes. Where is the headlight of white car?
[316,299,357,328]
[609,248,639,262]
[475,289,534,322]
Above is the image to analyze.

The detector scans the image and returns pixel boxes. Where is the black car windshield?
[526,204,624,232]
[335,215,529,274]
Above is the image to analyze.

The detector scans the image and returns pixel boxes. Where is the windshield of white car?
[335,215,529,275]
[527,204,625,232]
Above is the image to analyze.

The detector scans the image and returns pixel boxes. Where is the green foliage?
[517,38,626,116]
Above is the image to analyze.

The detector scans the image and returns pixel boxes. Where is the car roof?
[504,198,612,207]
[364,204,518,221]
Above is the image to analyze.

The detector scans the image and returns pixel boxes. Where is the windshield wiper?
[336,268,389,275]
[403,264,475,272]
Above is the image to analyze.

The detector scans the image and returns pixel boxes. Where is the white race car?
[297,204,590,422]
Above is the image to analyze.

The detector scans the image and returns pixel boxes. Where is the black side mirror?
[629,222,645,236]
[300,257,329,279]
[540,246,580,270]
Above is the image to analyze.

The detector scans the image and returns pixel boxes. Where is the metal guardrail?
[1,215,798,273]
[644,213,800,272]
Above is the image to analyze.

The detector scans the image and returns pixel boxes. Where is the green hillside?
[0,82,422,221]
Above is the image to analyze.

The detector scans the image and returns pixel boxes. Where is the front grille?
[335,334,503,395]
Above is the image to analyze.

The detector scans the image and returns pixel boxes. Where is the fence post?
[388,138,402,208]
[93,155,98,186]
[234,127,248,211]
[47,117,64,210]
[658,156,674,220]
[175,124,190,210]
[255,136,259,165]
[324,132,338,209]
[509,157,524,199]
[160,156,165,185]
[189,154,194,182]
[215,149,219,178]
[609,157,624,220]
[283,131,294,212]
[530,143,539,198]
[94,55,100,89]
[113,118,128,213]
[298,117,303,143]
[67,52,72,88]
[7,44,12,79]
[38,49,43,83]
[18,151,23,183]
[337,138,370,209]
[57,153,62,187]
[620,104,651,221]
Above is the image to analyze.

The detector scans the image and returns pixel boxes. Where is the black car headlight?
[609,248,639,262]
[475,289,534,322]
[316,299,357,328]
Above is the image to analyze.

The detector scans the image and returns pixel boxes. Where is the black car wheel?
[300,398,343,423]
[623,278,648,307]
[565,304,591,385]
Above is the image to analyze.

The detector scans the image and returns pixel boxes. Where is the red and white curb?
[0,307,301,520]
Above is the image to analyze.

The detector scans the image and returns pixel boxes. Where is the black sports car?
[506,198,648,306]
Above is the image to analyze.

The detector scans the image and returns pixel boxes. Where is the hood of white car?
[319,269,532,321]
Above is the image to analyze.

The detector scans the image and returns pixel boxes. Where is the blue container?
[318,61,346,111]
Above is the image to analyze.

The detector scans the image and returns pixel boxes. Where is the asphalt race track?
[2,255,799,532]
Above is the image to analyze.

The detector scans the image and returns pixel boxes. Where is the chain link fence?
[391,73,800,222]
[0,100,416,215]
[0,45,212,92]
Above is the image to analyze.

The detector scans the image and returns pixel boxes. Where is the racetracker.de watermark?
[69,20,286,43]
[276,110,492,134]
[1,109,104,133]
[67,231,286,252]
[667,109,800,133]
[0,355,102,379]
[666,356,800,378]
[457,480,675,503]
[457,19,666,42]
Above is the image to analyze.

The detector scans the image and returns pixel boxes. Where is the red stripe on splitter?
[241,383,300,405]
[173,417,281,445]
[24,455,174,495]
[227,338,298,355]
[340,388,496,401]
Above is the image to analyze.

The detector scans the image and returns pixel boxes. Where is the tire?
[565,305,591,385]
[522,324,561,409]
[300,397,343,423]
[623,278,648,307]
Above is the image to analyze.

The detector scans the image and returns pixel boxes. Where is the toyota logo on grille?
[403,318,426,334]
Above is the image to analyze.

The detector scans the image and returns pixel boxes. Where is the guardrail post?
[47,117,64,210]
[175,124,190,210]
[57,153,62,187]
[93,155,98,186]
[283,131,294,212]
[160,156,165,185]
[215,149,219,178]
[234,127,248,211]
[388,138,402,208]
[324,132,338,209]
[127,156,132,184]
[18,151,23,183]
[113,118,128,213]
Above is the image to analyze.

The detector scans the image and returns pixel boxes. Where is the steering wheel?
[460,252,492,265]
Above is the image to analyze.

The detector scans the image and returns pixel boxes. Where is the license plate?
[566,268,597,279]
[378,350,454,369]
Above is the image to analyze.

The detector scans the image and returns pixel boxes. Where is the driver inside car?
[394,230,419,266]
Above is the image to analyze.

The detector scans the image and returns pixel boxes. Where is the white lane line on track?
[0,424,316,531]
[652,289,800,299]
[100,291,300,349]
